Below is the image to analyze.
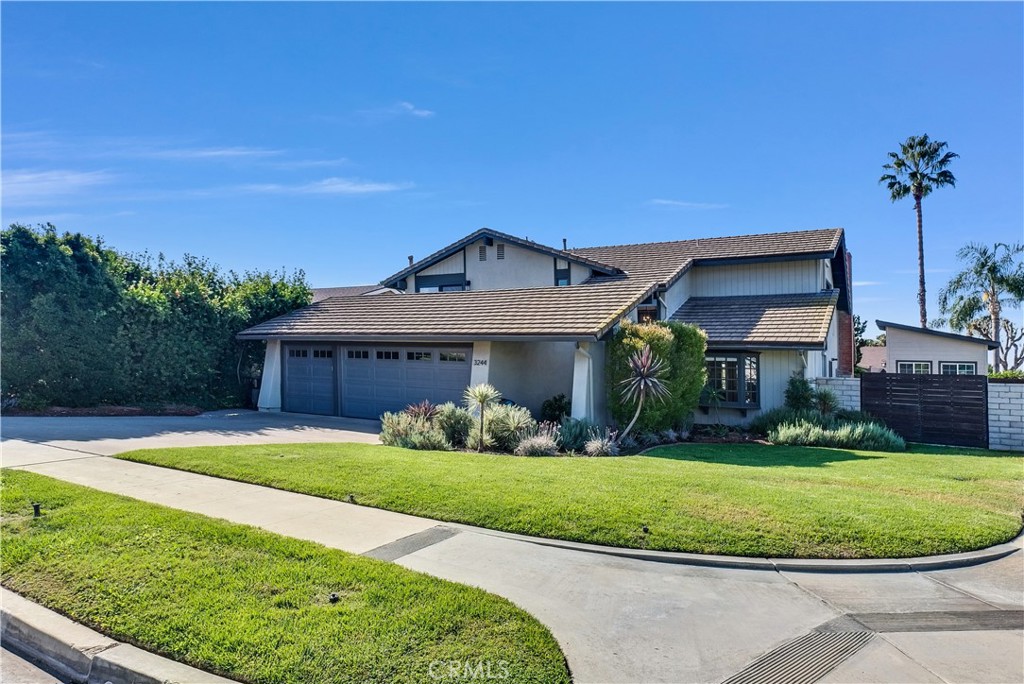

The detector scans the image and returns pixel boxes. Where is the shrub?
[660,428,680,444]
[748,407,837,436]
[990,370,1024,380]
[814,388,840,415]
[768,420,905,452]
[488,404,537,453]
[434,402,474,447]
[606,321,706,434]
[404,400,438,421]
[514,422,561,457]
[560,417,599,453]
[467,424,494,452]
[784,376,816,410]
[584,431,619,457]
[636,431,662,447]
[380,412,430,448]
[464,383,502,452]
[406,429,453,452]
[540,394,572,423]
[834,409,884,426]
[617,434,639,452]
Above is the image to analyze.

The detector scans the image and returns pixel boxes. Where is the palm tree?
[938,242,1024,372]
[617,345,671,443]
[880,134,959,328]
[463,383,501,451]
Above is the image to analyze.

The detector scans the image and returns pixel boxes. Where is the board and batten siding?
[690,260,822,297]
[885,327,990,374]
[417,251,464,277]
[693,349,803,426]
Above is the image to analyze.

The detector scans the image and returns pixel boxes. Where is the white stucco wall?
[487,340,576,416]
[885,327,990,374]
[465,240,559,290]
[256,340,282,411]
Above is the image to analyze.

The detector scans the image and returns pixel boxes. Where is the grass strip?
[1,470,570,684]
[116,442,1024,559]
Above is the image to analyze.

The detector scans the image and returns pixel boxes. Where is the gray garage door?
[283,345,336,415]
[341,345,472,419]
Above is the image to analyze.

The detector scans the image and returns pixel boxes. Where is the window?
[440,351,467,362]
[496,244,505,260]
[288,349,308,358]
[896,361,931,374]
[407,351,432,361]
[347,350,369,359]
[313,349,333,359]
[940,362,976,375]
[376,350,399,360]
[703,353,759,408]
[479,245,487,261]
[555,269,570,286]
[637,306,658,323]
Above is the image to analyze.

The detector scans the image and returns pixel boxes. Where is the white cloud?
[647,198,729,210]
[147,146,282,160]
[397,101,435,118]
[853,281,884,287]
[2,169,116,206]
[271,157,350,170]
[239,177,411,196]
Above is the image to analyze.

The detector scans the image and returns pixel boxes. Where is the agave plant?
[463,383,502,452]
[617,345,671,443]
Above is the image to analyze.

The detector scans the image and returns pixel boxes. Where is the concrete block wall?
[813,377,860,411]
[988,381,1024,452]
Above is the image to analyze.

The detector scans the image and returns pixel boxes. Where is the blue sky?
[3,2,1022,335]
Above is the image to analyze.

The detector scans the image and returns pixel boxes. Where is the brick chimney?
[837,250,855,376]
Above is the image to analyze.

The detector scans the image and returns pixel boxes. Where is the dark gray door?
[341,345,472,419]
[283,345,336,415]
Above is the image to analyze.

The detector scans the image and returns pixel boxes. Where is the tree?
[463,383,501,452]
[880,135,958,328]
[617,345,671,443]
[938,242,1024,372]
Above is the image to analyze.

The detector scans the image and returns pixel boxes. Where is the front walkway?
[2,412,1021,684]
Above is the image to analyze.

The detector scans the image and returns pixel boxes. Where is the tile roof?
[670,291,839,348]
[311,285,386,302]
[239,277,654,341]
[571,228,844,283]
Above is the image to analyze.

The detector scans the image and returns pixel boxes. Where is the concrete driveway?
[2,411,1022,684]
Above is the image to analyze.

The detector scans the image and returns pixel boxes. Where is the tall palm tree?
[938,242,1024,372]
[880,134,959,328]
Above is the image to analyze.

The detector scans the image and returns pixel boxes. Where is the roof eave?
[236,332,601,343]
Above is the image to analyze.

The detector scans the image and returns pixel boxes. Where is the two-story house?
[238,226,854,425]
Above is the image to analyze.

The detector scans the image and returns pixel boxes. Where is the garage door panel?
[339,345,472,419]
[284,345,336,416]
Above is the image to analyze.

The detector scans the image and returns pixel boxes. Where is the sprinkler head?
[32,503,41,517]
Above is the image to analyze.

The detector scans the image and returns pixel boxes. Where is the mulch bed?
[4,404,205,417]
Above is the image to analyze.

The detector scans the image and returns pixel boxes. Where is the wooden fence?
[860,374,988,448]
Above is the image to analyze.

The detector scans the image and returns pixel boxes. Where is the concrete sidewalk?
[3,413,1022,683]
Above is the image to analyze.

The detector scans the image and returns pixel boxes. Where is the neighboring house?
[239,226,854,425]
[872,320,997,375]
[857,345,887,372]
[311,285,396,302]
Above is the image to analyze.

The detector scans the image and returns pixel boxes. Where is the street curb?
[1,587,235,684]
[449,524,1024,573]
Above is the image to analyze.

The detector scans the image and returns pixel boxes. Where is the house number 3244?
[473,359,488,366]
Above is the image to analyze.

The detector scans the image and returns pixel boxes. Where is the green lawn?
[115,442,1024,559]
[0,470,570,684]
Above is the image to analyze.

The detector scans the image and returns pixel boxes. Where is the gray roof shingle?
[670,291,839,347]
[312,285,384,302]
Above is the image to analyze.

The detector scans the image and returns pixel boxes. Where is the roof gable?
[380,227,622,288]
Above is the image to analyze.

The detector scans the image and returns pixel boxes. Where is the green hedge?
[606,321,707,432]
[1,224,311,408]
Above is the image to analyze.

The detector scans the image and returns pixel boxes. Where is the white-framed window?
[940,362,976,375]
[896,361,931,374]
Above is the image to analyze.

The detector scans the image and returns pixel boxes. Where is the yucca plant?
[617,345,671,443]
[463,383,502,452]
